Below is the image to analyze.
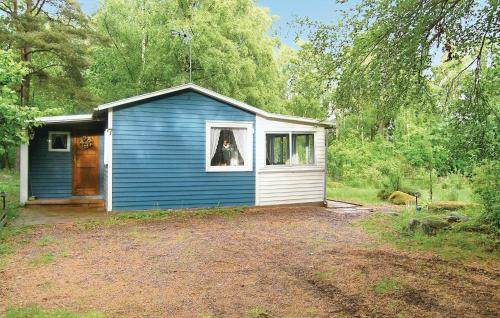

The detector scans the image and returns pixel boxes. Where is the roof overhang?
[94,83,335,128]
[36,114,100,124]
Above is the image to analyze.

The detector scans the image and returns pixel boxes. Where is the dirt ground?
[0,206,498,318]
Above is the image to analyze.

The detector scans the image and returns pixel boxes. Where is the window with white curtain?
[206,121,253,172]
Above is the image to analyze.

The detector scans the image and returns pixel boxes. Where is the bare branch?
[0,1,12,14]
[33,0,47,16]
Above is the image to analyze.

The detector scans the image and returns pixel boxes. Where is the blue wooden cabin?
[20,84,333,211]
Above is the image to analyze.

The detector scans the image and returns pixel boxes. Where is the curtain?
[210,128,221,162]
[232,128,246,165]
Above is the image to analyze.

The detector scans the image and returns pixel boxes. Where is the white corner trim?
[106,109,113,212]
[205,121,254,172]
[48,131,71,152]
[19,143,29,206]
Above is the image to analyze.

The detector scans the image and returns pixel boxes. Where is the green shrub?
[377,188,393,200]
[472,161,500,228]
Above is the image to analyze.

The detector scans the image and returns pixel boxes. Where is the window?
[292,134,315,165]
[48,131,70,152]
[206,121,253,172]
[266,132,315,166]
[266,134,289,165]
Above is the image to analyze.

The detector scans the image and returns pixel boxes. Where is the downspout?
[323,127,331,207]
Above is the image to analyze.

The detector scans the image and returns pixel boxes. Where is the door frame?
[72,130,100,196]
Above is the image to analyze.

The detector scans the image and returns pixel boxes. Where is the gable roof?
[94,83,335,128]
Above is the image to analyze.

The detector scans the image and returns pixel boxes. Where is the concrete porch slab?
[11,206,109,226]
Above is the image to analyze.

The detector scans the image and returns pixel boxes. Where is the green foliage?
[0,170,21,220]
[472,160,500,228]
[88,0,288,113]
[359,209,499,261]
[0,50,55,168]
[0,0,94,110]
[5,306,104,318]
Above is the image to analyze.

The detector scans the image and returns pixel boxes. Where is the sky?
[79,0,351,47]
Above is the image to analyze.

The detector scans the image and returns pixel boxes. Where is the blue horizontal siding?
[29,129,72,198]
[112,91,256,210]
[29,129,105,198]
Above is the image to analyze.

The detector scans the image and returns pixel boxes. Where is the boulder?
[445,212,470,223]
[406,218,421,233]
[421,218,450,235]
[388,191,416,205]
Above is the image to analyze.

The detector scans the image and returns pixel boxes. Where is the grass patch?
[5,305,104,318]
[112,206,246,221]
[30,252,56,266]
[373,277,399,294]
[0,169,20,220]
[37,235,58,247]
[327,181,385,205]
[358,208,499,261]
[247,306,271,318]
[312,271,330,281]
[327,177,475,206]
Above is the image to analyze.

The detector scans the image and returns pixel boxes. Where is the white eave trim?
[94,83,335,128]
[36,114,96,124]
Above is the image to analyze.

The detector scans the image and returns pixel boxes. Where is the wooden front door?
[72,132,100,196]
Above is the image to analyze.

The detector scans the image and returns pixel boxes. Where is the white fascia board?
[36,114,95,124]
[94,83,335,128]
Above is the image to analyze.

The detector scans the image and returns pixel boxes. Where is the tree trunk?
[1,145,10,170]
[378,121,385,138]
[20,1,33,106]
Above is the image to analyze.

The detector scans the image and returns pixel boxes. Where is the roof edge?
[94,83,335,128]
[36,114,97,124]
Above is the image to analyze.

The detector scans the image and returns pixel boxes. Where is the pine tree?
[0,0,92,107]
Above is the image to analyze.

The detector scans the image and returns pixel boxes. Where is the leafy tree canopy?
[87,0,289,113]
[0,50,53,168]
[0,0,94,110]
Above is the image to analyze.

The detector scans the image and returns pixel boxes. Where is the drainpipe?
[323,127,331,207]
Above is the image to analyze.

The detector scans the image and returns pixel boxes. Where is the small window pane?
[292,134,314,165]
[210,128,246,166]
[266,134,289,165]
[49,132,70,152]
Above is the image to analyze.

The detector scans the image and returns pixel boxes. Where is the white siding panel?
[255,116,326,205]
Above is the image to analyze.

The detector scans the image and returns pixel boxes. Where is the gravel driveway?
[0,206,498,317]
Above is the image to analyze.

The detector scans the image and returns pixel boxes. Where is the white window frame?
[48,131,71,152]
[265,131,317,167]
[206,121,254,172]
